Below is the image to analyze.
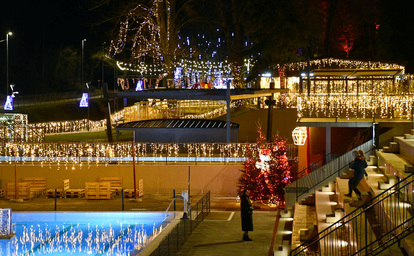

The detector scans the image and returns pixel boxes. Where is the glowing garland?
[278,57,405,71]
[0,142,298,167]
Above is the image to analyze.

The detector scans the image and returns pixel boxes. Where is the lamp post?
[6,32,12,95]
[82,39,87,130]
[86,83,90,131]
[81,39,86,89]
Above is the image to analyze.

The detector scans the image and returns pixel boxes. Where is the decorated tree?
[238,127,295,207]
[109,0,198,79]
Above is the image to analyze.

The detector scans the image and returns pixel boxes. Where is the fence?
[285,140,372,206]
[291,173,414,256]
[149,191,211,256]
[0,142,298,165]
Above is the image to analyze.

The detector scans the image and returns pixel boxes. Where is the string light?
[278,57,405,71]
[0,142,298,167]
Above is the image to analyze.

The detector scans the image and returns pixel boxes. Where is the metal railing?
[149,191,211,256]
[291,173,414,256]
[287,140,373,203]
[0,142,298,165]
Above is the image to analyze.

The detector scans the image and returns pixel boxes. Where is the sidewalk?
[174,210,277,256]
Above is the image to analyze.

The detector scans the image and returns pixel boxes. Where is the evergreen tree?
[238,127,295,207]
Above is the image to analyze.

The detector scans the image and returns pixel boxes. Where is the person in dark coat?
[240,189,253,241]
[345,150,368,198]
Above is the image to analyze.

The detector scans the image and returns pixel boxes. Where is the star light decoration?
[255,148,272,171]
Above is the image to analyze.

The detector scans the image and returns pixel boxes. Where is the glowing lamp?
[292,126,307,145]
[79,93,89,107]
[4,95,13,111]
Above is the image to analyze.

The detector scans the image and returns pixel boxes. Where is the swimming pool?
[0,212,174,256]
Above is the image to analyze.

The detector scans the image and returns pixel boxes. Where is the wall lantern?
[292,126,307,145]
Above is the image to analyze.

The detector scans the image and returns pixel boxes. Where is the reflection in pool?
[0,212,172,256]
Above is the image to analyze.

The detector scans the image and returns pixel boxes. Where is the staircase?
[283,129,414,256]
[285,140,373,207]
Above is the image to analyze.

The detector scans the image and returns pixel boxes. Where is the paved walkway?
[174,210,277,256]
[0,193,279,256]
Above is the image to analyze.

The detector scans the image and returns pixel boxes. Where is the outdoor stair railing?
[290,172,414,256]
[289,140,374,203]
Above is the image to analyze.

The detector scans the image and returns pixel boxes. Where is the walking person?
[240,189,253,241]
[345,150,368,198]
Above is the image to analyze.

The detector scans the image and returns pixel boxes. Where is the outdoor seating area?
[22,177,46,198]
[3,177,144,201]
[98,177,123,195]
[5,182,31,200]
[46,179,86,198]
[85,182,113,200]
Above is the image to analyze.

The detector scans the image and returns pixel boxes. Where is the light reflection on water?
[0,212,171,256]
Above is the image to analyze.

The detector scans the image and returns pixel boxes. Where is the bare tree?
[108,0,198,79]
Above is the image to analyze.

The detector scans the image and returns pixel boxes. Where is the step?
[350,191,371,208]
[365,166,389,196]
[367,155,378,166]
[322,181,335,192]
[299,224,317,241]
[378,174,398,190]
[300,193,315,205]
[377,150,412,179]
[394,137,414,165]
[340,169,354,179]
[281,206,294,218]
[291,202,316,251]
[326,209,344,223]
[404,238,414,256]
[404,134,414,139]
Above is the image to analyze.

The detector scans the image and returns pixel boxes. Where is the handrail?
[290,173,414,256]
[295,126,373,179]
[149,191,211,255]
[289,140,373,202]
[0,142,297,165]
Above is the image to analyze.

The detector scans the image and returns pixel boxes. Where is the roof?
[312,69,403,77]
[117,119,239,129]
[115,88,288,101]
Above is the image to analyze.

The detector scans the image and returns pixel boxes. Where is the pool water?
[0,212,172,256]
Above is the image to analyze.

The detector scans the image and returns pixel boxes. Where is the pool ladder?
[165,190,189,219]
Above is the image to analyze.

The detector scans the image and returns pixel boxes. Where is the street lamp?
[6,32,12,95]
[86,83,90,131]
[81,39,86,90]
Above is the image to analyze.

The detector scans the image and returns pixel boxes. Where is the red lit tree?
[238,127,295,207]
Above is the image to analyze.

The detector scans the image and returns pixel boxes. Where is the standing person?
[240,189,254,241]
[345,150,368,198]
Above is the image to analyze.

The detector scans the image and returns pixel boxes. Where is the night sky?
[1,0,414,96]
[1,0,107,96]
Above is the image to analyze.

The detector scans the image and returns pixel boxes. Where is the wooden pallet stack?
[85,182,113,200]
[65,189,85,198]
[123,179,144,198]
[98,177,123,196]
[46,179,70,198]
[63,179,85,198]
[6,183,32,200]
[22,178,46,198]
